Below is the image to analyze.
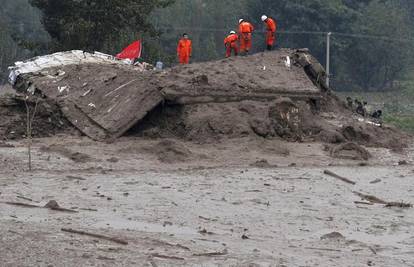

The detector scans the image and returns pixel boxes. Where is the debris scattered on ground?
[353,191,388,204]
[61,228,128,245]
[2,200,78,213]
[3,201,39,208]
[385,202,413,208]
[44,200,78,213]
[370,179,382,184]
[16,195,33,202]
[198,228,215,235]
[324,170,357,185]
[193,249,228,257]
[353,191,412,208]
[151,253,185,261]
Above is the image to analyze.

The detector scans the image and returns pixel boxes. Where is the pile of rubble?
[1,49,410,151]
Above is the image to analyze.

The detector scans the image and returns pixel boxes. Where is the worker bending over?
[177,33,192,64]
[238,19,254,55]
[224,30,239,57]
[261,15,277,50]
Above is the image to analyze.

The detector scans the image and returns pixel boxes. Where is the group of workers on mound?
[177,15,277,64]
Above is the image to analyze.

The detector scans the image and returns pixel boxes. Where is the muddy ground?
[1,135,413,267]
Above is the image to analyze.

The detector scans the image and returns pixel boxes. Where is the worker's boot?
[267,45,273,51]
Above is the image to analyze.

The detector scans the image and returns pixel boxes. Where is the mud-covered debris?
[321,232,345,240]
[151,253,184,261]
[329,142,371,161]
[250,159,276,168]
[44,200,60,209]
[198,228,215,235]
[398,160,408,166]
[44,200,78,213]
[370,179,382,184]
[107,157,119,163]
[193,249,228,257]
[385,202,413,208]
[324,170,356,185]
[61,228,128,245]
[241,234,250,240]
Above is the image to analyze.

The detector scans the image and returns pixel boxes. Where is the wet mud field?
[1,136,413,266]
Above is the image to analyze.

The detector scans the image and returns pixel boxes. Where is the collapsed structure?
[1,49,410,151]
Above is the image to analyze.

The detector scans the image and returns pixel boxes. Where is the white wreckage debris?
[8,50,152,86]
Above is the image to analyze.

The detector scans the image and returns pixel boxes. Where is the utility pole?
[326,32,332,88]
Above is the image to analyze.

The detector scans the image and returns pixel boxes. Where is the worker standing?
[238,19,254,55]
[177,33,192,64]
[224,30,239,57]
[261,15,277,50]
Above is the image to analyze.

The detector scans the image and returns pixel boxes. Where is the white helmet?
[261,15,268,22]
[230,30,236,34]
[239,19,244,24]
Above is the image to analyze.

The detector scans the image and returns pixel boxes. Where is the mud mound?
[145,139,193,163]
[130,98,309,143]
[0,94,76,140]
[329,142,371,161]
[4,49,411,152]
[341,123,409,151]
[40,144,93,163]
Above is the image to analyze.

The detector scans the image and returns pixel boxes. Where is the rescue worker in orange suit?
[238,19,254,54]
[224,30,239,57]
[261,15,277,50]
[177,33,192,64]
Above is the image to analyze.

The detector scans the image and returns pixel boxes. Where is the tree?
[343,0,414,90]
[29,0,174,53]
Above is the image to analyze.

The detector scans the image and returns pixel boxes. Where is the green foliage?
[384,115,414,133]
[29,0,174,53]
[342,0,414,90]
[1,0,414,92]
[0,0,48,83]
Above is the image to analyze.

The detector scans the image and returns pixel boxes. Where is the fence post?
[326,32,332,88]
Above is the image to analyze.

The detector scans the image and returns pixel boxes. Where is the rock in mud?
[320,232,345,240]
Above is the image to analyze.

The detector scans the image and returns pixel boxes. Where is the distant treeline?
[1,0,413,91]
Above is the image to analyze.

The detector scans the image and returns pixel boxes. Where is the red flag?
[116,40,142,60]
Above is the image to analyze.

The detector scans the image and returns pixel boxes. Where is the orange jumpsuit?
[224,33,239,57]
[265,18,277,48]
[238,21,254,53]
[177,38,192,64]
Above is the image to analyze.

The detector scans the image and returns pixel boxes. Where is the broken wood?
[149,239,190,251]
[354,201,374,206]
[44,200,78,213]
[304,247,342,252]
[61,228,128,245]
[16,195,33,202]
[2,201,40,208]
[323,170,356,185]
[353,192,412,208]
[193,249,228,257]
[385,202,413,208]
[353,191,387,204]
[150,253,184,260]
[65,175,87,181]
